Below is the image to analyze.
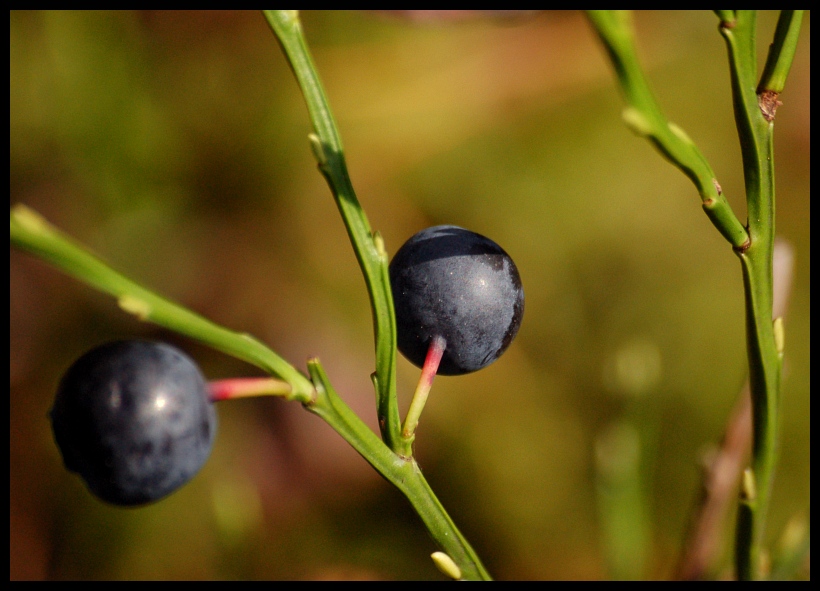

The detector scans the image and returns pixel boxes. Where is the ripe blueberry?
[50,340,217,506]
[389,225,524,375]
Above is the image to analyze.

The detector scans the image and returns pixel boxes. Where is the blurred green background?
[10,11,809,580]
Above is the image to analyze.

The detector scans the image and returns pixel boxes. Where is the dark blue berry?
[389,225,524,375]
[50,340,217,506]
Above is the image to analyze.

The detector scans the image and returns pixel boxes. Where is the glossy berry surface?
[389,225,524,375]
[50,340,217,506]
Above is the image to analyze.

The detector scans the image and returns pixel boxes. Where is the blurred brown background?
[10,11,809,580]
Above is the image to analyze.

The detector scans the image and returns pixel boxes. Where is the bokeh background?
[10,10,809,580]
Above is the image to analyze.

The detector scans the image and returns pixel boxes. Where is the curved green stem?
[585,10,749,248]
[9,204,315,404]
[263,10,402,453]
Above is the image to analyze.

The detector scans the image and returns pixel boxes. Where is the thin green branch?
[306,359,491,580]
[719,11,787,580]
[9,204,316,404]
[758,11,804,94]
[586,10,749,248]
[262,11,490,578]
[263,10,402,454]
[720,11,767,223]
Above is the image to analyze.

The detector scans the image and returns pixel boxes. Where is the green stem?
[758,11,804,94]
[263,10,402,453]
[719,11,790,580]
[585,11,749,248]
[263,11,488,578]
[9,204,315,404]
[587,10,799,579]
[306,359,491,580]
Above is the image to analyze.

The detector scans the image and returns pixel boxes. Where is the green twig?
[306,359,491,580]
[263,11,490,579]
[718,10,799,580]
[9,204,315,404]
[758,11,804,95]
[585,10,749,249]
[263,10,403,454]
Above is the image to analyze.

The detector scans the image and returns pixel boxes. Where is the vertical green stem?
[718,11,784,580]
[263,10,402,452]
[264,11,490,579]
[588,10,800,579]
